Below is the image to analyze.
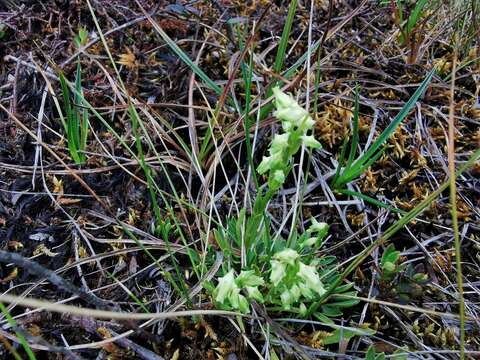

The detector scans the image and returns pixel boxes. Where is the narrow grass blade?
[406,0,428,37]
[136,1,222,95]
[333,68,436,188]
[447,51,465,359]
[258,0,298,120]
[331,135,349,187]
[273,0,298,75]
[73,61,82,151]
[337,188,405,214]
[346,84,360,170]
[0,302,37,360]
[358,68,435,166]
[58,71,81,164]
[237,24,259,189]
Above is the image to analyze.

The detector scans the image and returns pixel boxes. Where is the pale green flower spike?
[268,247,326,311]
[258,87,322,191]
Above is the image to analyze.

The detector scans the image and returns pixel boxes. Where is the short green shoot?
[380,244,428,302]
[58,27,89,165]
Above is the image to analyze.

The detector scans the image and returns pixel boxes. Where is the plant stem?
[447,43,465,360]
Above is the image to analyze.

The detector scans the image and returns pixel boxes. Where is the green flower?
[214,270,265,313]
[310,218,328,234]
[299,303,307,316]
[271,133,290,149]
[298,263,325,296]
[257,87,322,192]
[236,270,264,288]
[273,87,298,109]
[272,170,286,186]
[302,135,321,149]
[215,270,236,304]
[246,286,264,303]
[270,260,286,286]
[273,248,299,266]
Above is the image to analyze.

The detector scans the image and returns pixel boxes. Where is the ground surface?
[0,0,479,359]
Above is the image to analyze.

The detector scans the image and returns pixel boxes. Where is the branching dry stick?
[0,250,109,310]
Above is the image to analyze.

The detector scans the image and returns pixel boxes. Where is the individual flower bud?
[303,237,318,247]
[280,289,295,309]
[238,294,250,313]
[271,133,290,150]
[275,106,309,125]
[272,170,286,186]
[299,303,307,316]
[298,262,325,296]
[289,284,301,301]
[215,270,236,304]
[236,270,264,288]
[383,261,396,273]
[309,218,329,241]
[412,273,428,283]
[229,287,249,313]
[257,156,271,174]
[273,248,300,266]
[302,135,321,149]
[246,286,264,303]
[302,116,316,129]
[272,87,297,110]
[299,282,315,299]
[270,260,286,286]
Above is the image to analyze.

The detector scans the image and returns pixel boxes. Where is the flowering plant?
[213,218,329,314]
[257,87,321,191]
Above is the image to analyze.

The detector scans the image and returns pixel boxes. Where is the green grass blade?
[406,0,428,37]
[0,302,37,360]
[351,68,435,174]
[237,24,259,189]
[258,0,298,120]
[346,84,360,170]
[337,188,405,214]
[73,61,82,151]
[140,6,222,95]
[331,135,349,187]
[273,0,298,75]
[344,146,385,185]
[58,71,81,164]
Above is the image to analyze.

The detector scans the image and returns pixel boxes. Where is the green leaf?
[321,305,343,317]
[322,327,375,345]
[0,302,37,360]
[146,14,221,95]
[365,345,377,360]
[406,0,428,38]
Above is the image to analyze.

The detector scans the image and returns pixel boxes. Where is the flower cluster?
[213,270,264,313]
[269,248,326,314]
[257,87,321,191]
